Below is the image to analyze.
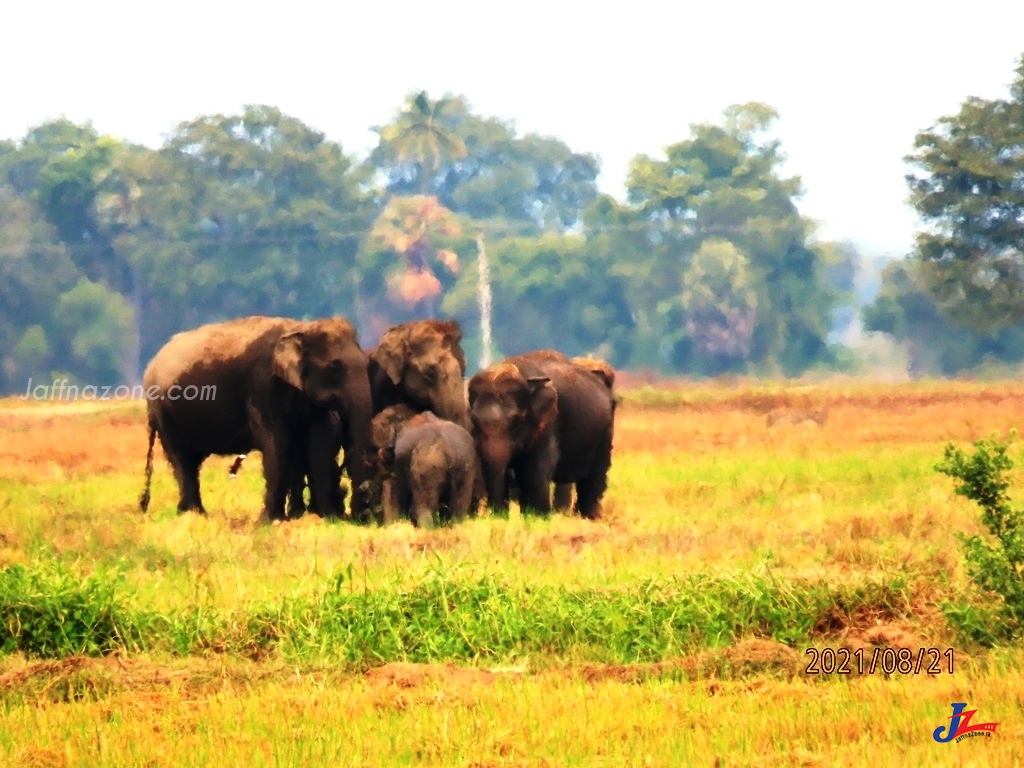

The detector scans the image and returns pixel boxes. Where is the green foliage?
[907,54,1024,333]
[0,95,862,389]
[862,258,1024,376]
[444,233,630,361]
[54,277,136,384]
[680,238,758,372]
[0,564,147,657]
[937,434,1024,642]
[600,102,842,374]
[371,91,599,232]
[0,560,909,665]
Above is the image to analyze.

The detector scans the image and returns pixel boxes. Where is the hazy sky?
[4,1,1023,257]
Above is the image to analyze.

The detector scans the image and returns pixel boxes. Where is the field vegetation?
[1,380,1022,765]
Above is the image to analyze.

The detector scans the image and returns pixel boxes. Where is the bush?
[937,434,1024,642]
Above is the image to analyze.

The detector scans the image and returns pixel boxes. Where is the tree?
[371,92,599,233]
[907,55,1024,332]
[362,195,463,328]
[145,105,373,353]
[610,103,840,374]
[680,238,758,373]
[372,92,468,196]
[863,258,1024,376]
[442,233,631,366]
[53,277,135,385]
[0,185,76,390]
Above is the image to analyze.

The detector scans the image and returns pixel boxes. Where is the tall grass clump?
[0,563,151,657]
[937,433,1024,643]
[0,562,912,665]
[256,566,911,666]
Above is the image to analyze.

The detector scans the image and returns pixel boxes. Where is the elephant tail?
[139,422,157,512]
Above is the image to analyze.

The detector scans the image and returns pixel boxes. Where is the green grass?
[0,559,913,665]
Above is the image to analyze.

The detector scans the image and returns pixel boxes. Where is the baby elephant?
[371,406,483,529]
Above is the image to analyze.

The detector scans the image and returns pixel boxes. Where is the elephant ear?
[272,332,304,390]
[373,326,408,386]
[527,376,558,447]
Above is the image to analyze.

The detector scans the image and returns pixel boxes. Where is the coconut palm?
[374,91,468,195]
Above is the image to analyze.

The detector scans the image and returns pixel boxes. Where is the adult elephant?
[467,350,615,519]
[368,319,470,429]
[139,316,373,523]
[556,355,619,508]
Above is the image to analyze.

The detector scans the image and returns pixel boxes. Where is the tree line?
[2,57,1023,392]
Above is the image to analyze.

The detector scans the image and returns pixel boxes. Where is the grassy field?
[0,381,1022,766]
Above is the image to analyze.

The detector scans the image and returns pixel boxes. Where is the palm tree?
[375,91,467,195]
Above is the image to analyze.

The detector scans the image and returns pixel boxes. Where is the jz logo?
[933,703,998,743]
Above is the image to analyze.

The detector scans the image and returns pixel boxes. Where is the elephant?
[139,316,373,523]
[266,318,471,520]
[467,349,615,519]
[368,319,470,429]
[560,355,619,507]
[489,350,618,510]
[370,405,482,529]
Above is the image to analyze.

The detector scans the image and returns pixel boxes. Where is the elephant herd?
[138,316,617,527]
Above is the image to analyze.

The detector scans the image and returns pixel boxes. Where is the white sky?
[3,0,1023,257]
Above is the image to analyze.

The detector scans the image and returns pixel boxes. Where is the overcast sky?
[4,1,1023,257]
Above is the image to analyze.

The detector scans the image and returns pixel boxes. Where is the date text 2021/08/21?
[804,647,954,676]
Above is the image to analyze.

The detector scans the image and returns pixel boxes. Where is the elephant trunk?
[340,371,374,523]
[477,433,512,510]
[431,381,471,432]
[345,407,373,522]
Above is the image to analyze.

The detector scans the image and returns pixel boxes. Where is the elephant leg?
[409,465,441,529]
[307,457,342,518]
[553,483,573,510]
[259,441,291,523]
[396,479,413,523]
[287,451,308,519]
[381,476,402,525]
[162,439,206,514]
[520,443,557,513]
[288,480,307,518]
[574,471,609,520]
[448,471,475,524]
[522,473,552,513]
[574,431,612,520]
[305,418,342,518]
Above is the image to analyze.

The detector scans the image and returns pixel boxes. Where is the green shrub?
[937,434,1024,642]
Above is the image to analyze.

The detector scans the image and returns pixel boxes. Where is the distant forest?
[2,69,1024,392]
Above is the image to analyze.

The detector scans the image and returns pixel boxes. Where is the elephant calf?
[371,406,482,529]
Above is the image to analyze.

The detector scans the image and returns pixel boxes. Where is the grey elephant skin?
[371,406,482,528]
[139,316,373,523]
[468,350,615,519]
[369,319,471,430]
